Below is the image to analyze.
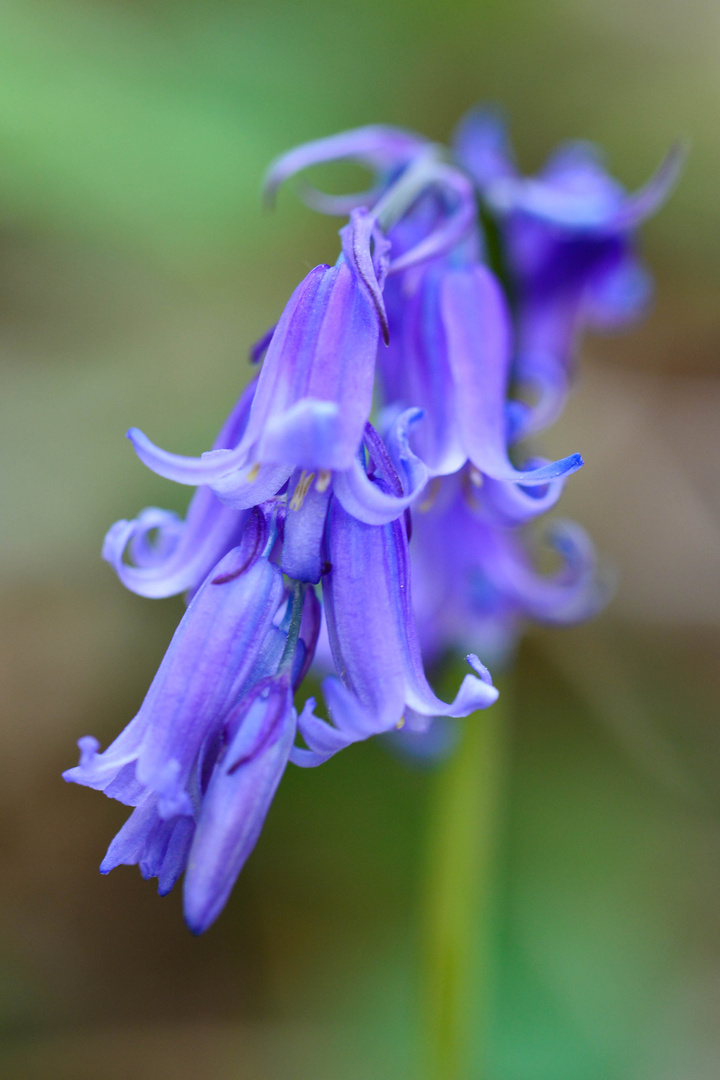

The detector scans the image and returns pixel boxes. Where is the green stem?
[422,679,510,1080]
[278,581,305,676]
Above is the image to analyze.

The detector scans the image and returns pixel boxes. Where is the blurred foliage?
[0,0,718,1077]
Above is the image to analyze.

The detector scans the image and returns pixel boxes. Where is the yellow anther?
[396,715,405,730]
[417,477,441,513]
[316,469,332,494]
[289,471,316,511]
[247,463,260,482]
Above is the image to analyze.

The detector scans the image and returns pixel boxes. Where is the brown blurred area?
[0,0,718,1077]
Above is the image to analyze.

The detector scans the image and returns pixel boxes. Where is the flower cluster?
[64,107,679,932]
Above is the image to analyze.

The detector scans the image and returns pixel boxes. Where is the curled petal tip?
[465,653,494,687]
[263,125,427,209]
[614,139,687,230]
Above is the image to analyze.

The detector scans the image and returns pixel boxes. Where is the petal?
[322,502,411,730]
[280,469,331,583]
[134,548,285,817]
[379,271,466,477]
[477,470,565,525]
[242,263,380,471]
[476,519,607,624]
[388,165,477,275]
[263,125,427,207]
[453,104,517,188]
[102,496,250,599]
[255,399,345,467]
[403,652,499,719]
[583,250,653,328]
[183,680,296,933]
[441,265,583,484]
[291,681,380,766]
[209,461,294,509]
[126,377,256,485]
[512,306,574,438]
[249,324,276,364]
[339,207,390,343]
[63,713,151,800]
[100,792,163,872]
[323,497,498,741]
[99,792,195,896]
[157,817,196,896]
[333,412,429,525]
[487,142,684,231]
[610,142,686,230]
[296,182,385,217]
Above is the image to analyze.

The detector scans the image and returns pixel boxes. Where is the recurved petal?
[483,519,607,623]
[339,207,390,343]
[209,461,294,509]
[609,142,686,231]
[388,165,476,276]
[333,413,429,525]
[290,681,381,766]
[441,265,582,484]
[487,141,684,232]
[126,377,257,486]
[126,428,249,485]
[103,495,250,599]
[62,712,151,800]
[475,467,565,525]
[403,651,499,719]
[263,125,427,207]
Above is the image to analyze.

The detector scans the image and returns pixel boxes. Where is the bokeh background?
[0,1,718,1077]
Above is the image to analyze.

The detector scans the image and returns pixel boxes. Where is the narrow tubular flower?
[64,525,286,818]
[410,478,606,665]
[65,105,678,930]
[291,494,498,767]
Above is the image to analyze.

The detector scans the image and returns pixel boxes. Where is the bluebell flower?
[292,436,499,767]
[266,124,584,493]
[454,106,683,437]
[409,473,605,667]
[377,255,583,494]
[64,517,287,816]
[65,107,676,930]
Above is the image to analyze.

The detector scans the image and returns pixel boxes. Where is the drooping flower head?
[65,105,679,931]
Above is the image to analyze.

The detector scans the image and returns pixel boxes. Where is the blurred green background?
[0,0,718,1077]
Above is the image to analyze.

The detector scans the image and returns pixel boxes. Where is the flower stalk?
[422,679,510,1080]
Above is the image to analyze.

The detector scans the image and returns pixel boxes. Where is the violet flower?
[377,254,583,494]
[409,474,605,666]
[65,107,675,931]
[454,105,683,437]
